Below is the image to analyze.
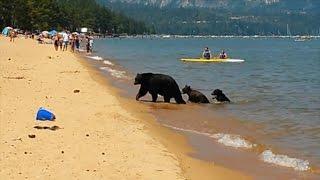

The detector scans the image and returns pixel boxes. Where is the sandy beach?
[0,36,248,179]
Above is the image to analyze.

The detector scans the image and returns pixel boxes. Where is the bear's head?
[134,73,143,85]
[181,85,191,94]
[211,89,223,99]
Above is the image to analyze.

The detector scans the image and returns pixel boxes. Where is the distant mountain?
[104,0,281,8]
[102,0,319,11]
[97,0,320,35]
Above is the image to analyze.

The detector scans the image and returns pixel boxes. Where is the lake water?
[90,37,320,175]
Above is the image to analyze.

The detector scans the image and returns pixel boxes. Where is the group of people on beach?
[202,47,228,59]
[53,32,80,52]
[52,31,93,54]
[2,27,95,54]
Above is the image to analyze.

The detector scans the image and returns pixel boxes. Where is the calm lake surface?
[93,37,320,169]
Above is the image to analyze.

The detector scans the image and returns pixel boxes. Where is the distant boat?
[287,24,292,37]
[294,36,312,42]
[294,38,306,42]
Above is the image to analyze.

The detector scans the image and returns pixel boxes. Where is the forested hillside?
[0,0,151,34]
[98,0,320,35]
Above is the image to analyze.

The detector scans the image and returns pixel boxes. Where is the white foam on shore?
[211,133,255,149]
[86,56,103,61]
[99,67,127,79]
[103,60,114,66]
[163,124,255,149]
[164,124,311,171]
[260,150,310,171]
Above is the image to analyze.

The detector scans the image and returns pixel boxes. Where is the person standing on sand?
[86,36,91,54]
[75,35,80,52]
[53,35,59,51]
[89,37,93,53]
[62,32,69,51]
[58,34,63,51]
[9,30,15,42]
[70,34,75,52]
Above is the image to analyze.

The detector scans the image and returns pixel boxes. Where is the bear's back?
[190,90,210,103]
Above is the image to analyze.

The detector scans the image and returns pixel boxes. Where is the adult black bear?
[181,85,210,104]
[211,89,231,102]
[134,73,186,104]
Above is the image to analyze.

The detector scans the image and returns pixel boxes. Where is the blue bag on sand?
[36,107,56,121]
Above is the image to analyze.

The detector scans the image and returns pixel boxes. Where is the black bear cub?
[134,73,186,104]
[181,85,210,104]
[211,89,231,102]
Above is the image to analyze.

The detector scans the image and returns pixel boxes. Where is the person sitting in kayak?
[219,50,228,59]
[202,47,212,60]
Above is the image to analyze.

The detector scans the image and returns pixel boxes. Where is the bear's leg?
[136,87,148,101]
[174,95,186,104]
[164,96,171,103]
[151,93,158,102]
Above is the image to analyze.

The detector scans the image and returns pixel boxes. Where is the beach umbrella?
[41,31,49,38]
[2,27,13,36]
[49,30,57,36]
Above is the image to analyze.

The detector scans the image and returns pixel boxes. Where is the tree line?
[102,1,320,36]
[0,0,152,34]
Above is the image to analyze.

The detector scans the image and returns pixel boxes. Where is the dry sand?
[0,36,249,179]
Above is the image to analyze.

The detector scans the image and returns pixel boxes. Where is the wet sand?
[0,36,248,179]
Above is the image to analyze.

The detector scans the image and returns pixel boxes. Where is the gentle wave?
[163,124,255,149]
[86,56,103,61]
[99,67,127,79]
[211,133,255,149]
[103,60,114,66]
[261,150,310,171]
[164,124,310,171]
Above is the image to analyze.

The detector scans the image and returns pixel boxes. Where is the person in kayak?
[219,50,228,59]
[202,47,212,59]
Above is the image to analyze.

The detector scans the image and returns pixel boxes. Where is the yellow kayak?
[181,58,245,63]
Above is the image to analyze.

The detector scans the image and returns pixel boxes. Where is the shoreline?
[0,36,248,179]
[76,46,250,179]
[84,39,320,178]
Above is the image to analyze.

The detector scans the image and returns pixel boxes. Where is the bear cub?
[211,89,231,102]
[181,85,210,104]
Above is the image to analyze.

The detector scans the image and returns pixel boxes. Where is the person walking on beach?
[53,35,59,51]
[62,32,69,51]
[75,35,80,52]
